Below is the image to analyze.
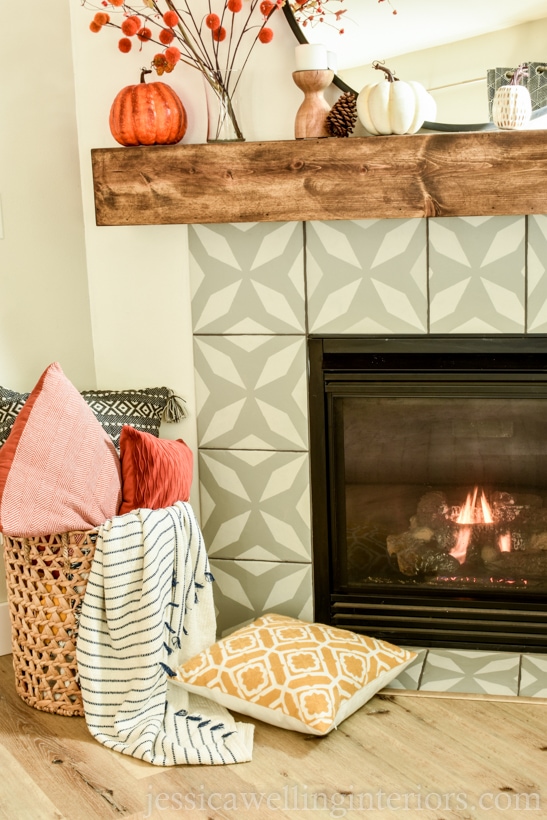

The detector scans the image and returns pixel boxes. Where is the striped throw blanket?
[76,502,254,765]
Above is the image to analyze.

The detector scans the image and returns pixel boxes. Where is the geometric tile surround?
[384,647,547,699]
[190,214,547,637]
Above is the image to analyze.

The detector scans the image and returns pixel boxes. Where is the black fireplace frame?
[309,334,547,652]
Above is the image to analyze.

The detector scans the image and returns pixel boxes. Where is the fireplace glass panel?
[332,391,547,592]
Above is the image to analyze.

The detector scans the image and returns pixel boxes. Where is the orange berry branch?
[85,0,282,73]
[290,0,396,35]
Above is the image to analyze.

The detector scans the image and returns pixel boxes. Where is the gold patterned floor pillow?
[174,613,416,735]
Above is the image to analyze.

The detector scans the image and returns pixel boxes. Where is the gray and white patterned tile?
[382,647,428,691]
[418,649,520,696]
[307,219,428,334]
[189,222,305,334]
[527,215,547,332]
[194,335,308,450]
[209,558,313,638]
[199,449,311,562]
[519,653,547,698]
[429,216,525,333]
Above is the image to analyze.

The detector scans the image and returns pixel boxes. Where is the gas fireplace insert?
[309,335,547,652]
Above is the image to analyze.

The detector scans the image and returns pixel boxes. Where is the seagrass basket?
[2,529,97,716]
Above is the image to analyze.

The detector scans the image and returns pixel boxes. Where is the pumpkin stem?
[510,63,529,86]
[140,68,153,84]
[372,61,399,83]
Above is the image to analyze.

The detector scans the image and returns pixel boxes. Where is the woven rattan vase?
[3,530,97,716]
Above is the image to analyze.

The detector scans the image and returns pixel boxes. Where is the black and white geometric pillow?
[0,387,27,449]
[0,385,186,452]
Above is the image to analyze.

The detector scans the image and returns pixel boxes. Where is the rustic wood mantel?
[91,130,547,226]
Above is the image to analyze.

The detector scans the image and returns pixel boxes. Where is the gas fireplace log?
[386,528,436,557]
[483,551,547,578]
[517,506,547,532]
[415,491,450,529]
[396,543,461,577]
[490,491,543,524]
[386,488,547,579]
[529,532,547,552]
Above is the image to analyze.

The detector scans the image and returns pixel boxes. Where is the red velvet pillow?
[119,426,193,515]
[0,362,121,536]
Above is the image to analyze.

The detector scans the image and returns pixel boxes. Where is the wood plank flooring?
[0,652,546,819]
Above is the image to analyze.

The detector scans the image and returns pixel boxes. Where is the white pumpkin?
[357,63,436,136]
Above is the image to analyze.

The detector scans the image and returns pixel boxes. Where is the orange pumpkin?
[109,69,187,146]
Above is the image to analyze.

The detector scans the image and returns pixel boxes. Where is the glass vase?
[204,71,245,143]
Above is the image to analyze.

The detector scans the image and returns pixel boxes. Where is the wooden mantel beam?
[91,130,547,226]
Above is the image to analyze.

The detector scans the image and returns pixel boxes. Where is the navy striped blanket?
[76,501,254,765]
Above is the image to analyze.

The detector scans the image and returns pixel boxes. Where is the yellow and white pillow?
[175,613,416,735]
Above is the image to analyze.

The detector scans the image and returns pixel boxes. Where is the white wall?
[0,0,97,610]
[0,1,95,389]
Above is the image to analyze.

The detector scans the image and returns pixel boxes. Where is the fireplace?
[309,335,547,652]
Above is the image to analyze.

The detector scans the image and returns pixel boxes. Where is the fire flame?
[451,526,472,564]
[498,533,512,553]
[456,487,493,525]
[450,487,511,564]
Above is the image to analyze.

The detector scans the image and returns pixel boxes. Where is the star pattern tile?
[519,654,547,698]
[209,558,313,638]
[383,648,427,691]
[189,222,305,334]
[199,449,311,562]
[418,649,520,696]
[194,335,308,450]
[306,218,428,334]
[429,216,526,333]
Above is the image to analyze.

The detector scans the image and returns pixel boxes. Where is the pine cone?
[326,92,358,138]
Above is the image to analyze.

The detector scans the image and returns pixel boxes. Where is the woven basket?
[3,529,97,717]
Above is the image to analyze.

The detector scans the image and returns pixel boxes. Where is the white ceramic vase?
[492,85,532,130]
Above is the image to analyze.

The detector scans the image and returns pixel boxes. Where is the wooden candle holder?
[292,69,334,139]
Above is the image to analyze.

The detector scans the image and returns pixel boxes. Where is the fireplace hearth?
[309,335,547,652]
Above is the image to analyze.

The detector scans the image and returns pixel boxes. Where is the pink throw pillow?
[0,363,121,536]
[119,426,193,515]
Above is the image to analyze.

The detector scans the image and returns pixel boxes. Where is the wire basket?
[2,529,97,716]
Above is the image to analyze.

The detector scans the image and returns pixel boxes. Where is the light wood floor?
[1,653,546,820]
